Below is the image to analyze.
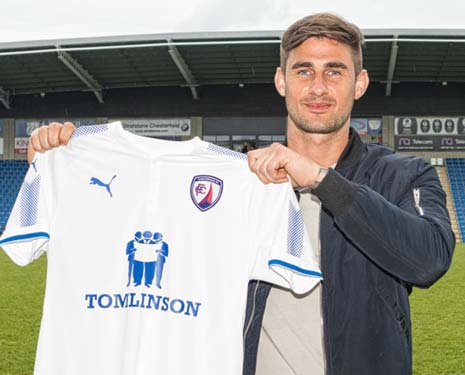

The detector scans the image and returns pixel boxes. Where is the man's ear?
[354,69,369,100]
[274,67,286,97]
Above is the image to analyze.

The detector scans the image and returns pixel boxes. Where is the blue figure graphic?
[126,231,141,287]
[153,232,169,289]
[126,230,169,288]
[90,175,117,197]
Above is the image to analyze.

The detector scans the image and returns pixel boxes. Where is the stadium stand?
[0,160,28,233]
[446,158,465,242]
[0,30,464,241]
[435,163,461,242]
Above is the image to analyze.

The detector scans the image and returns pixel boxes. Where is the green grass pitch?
[411,243,465,375]
[1,244,464,374]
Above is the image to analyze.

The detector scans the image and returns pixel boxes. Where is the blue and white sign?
[350,118,368,135]
[367,118,382,135]
[395,116,465,151]
[350,118,382,136]
[395,117,465,136]
[118,119,191,137]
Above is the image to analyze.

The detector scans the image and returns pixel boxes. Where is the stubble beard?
[286,97,353,135]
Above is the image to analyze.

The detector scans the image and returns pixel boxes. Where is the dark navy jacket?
[243,130,455,375]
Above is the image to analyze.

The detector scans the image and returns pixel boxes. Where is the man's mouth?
[302,101,333,113]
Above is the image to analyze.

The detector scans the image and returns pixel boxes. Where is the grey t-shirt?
[256,192,324,375]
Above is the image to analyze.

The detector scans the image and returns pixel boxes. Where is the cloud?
[176,0,291,31]
[0,0,464,43]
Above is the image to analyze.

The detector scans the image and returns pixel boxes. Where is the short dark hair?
[280,13,365,76]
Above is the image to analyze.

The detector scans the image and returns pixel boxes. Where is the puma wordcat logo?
[90,175,117,197]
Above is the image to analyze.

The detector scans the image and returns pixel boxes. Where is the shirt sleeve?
[250,181,322,294]
[0,153,56,266]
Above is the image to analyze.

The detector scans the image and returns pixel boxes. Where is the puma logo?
[90,175,117,197]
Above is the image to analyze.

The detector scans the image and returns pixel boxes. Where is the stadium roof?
[0,29,464,109]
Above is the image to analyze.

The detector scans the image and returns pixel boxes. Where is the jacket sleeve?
[312,157,455,288]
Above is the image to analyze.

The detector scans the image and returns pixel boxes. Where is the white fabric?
[133,242,160,262]
[0,122,322,375]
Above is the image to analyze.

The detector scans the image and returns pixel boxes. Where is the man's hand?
[27,122,76,163]
[247,143,325,188]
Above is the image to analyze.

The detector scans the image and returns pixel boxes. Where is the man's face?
[275,37,368,135]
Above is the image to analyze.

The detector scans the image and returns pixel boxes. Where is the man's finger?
[29,128,45,153]
[247,148,265,166]
[268,163,288,181]
[27,129,41,163]
[248,152,271,184]
[59,122,76,145]
[266,159,289,183]
[256,150,281,184]
[38,126,51,151]
[47,122,62,148]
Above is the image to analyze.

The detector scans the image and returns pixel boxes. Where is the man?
[243,13,455,375]
[27,13,455,375]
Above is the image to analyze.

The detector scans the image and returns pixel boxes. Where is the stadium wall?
[0,82,464,160]
[0,82,464,119]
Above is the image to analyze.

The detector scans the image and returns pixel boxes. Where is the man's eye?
[327,70,341,76]
[297,70,310,76]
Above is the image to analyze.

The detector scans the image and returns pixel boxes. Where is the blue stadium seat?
[446,158,465,241]
[0,160,28,232]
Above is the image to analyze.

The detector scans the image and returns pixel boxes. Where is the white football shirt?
[0,122,322,375]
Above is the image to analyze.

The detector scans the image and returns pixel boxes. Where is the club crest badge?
[190,175,223,212]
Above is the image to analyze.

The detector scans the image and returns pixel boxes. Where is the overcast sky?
[0,0,464,44]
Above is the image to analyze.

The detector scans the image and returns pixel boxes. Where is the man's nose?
[308,73,329,96]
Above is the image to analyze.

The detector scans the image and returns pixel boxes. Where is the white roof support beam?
[57,50,104,103]
[0,87,10,109]
[385,37,399,97]
[167,40,199,100]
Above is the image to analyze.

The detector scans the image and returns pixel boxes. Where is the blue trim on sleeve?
[0,232,50,245]
[287,203,304,258]
[206,143,247,161]
[268,259,322,278]
[19,175,41,227]
[72,124,109,138]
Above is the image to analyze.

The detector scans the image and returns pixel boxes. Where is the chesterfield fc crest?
[190,175,223,212]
